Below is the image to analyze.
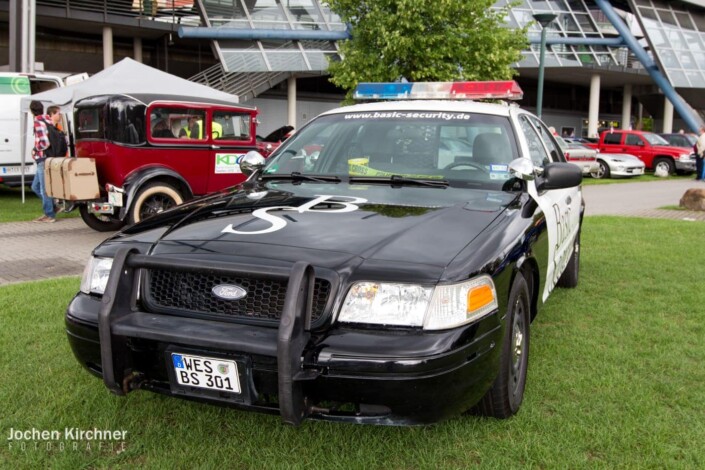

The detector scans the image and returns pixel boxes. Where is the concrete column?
[28,0,36,73]
[587,74,601,138]
[133,37,143,63]
[662,97,674,133]
[287,77,297,128]
[103,26,114,69]
[621,84,632,130]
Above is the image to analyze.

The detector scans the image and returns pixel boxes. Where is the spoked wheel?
[128,182,183,225]
[475,272,531,418]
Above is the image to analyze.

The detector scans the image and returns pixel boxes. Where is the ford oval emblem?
[212,284,247,300]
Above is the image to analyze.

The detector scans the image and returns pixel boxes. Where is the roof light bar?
[353,81,523,101]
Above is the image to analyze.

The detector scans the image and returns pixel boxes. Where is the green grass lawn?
[0,186,79,223]
[1,217,704,468]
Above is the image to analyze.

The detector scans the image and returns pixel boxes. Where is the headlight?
[80,257,113,295]
[338,282,432,327]
[338,275,498,330]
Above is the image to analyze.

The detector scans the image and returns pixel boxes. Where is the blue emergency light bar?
[353,81,523,101]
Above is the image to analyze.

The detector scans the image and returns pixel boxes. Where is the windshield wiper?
[349,175,449,188]
[261,172,341,183]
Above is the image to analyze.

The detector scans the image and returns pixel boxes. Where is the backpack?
[45,124,68,158]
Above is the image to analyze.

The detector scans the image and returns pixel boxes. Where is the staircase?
[189,63,293,103]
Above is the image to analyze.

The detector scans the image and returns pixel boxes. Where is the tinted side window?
[603,132,622,144]
[518,115,550,166]
[76,108,105,140]
[528,116,563,163]
[625,134,643,146]
[112,101,146,145]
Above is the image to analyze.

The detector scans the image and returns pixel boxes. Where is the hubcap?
[510,299,525,394]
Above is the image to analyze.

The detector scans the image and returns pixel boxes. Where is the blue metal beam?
[594,0,702,132]
[178,27,351,41]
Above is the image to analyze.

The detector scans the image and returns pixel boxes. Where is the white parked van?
[0,72,63,186]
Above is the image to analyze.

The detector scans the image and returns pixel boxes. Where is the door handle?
[566,196,572,205]
[211,145,221,150]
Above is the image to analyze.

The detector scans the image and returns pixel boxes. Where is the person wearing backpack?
[29,101,58,223]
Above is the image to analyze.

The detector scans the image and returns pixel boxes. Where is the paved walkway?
[1,179,704,286]
[0,218,116,285]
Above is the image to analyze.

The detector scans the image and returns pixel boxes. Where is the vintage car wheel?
[593,160,610,179]
[557,233,580,288]
[79,204,125,232]
[129,182,183,224]
[475,272,531,418]
[653,158,675,176]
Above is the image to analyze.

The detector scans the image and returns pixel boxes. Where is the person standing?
[29,101,56,223]
[696,126,705,181]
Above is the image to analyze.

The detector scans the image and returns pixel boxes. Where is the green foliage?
[327,0,528,102]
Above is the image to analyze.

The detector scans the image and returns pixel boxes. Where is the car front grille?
[145,269,331,323]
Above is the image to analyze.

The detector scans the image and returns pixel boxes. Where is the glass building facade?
[201,0,345,72]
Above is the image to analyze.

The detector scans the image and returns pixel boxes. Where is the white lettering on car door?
[221,195,368,235]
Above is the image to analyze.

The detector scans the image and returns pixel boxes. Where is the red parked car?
[68,94,260,231]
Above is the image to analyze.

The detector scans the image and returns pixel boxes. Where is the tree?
[327,0,528,102]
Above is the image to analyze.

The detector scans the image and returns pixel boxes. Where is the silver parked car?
[592,152,646,179]
[555,136,598,176]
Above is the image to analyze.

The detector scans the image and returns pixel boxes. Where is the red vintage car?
[71,94,260,231]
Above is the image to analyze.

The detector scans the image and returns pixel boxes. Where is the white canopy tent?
[20,58,239,198]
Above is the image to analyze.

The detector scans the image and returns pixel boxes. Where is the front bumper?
[66,249,503,425]
[675,157,696,172]
[609,165,645,177]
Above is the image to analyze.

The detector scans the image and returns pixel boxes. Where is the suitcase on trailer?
[59,158,100,201]
[43,157,64,199]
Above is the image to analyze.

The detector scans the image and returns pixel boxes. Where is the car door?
[516,112,582,302]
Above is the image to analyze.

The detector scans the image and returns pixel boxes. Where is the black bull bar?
[98,247,320,426]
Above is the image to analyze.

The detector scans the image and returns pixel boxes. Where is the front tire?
[653,158,675,176]
[79,204,125,232]
[593,160,610,179]
[475,272,531,419]
[128,182,183,225]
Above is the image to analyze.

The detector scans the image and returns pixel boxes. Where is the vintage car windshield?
[263,111,521,190]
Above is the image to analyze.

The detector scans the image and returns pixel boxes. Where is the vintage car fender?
[118,165,194,220]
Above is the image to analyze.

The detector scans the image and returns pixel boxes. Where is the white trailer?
[0,72,63,187]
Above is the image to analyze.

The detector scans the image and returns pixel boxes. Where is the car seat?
[472,133,512,166]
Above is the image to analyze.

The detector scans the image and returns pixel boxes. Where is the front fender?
[118,166,193,219]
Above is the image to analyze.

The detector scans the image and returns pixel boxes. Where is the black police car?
[66,81,584,425]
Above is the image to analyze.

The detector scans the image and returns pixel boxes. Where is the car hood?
[114,183,519,270]
[598,153,644,163]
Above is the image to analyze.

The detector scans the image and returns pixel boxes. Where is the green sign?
[0,76,31,95]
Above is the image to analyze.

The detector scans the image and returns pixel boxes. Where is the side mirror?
[240,150,266,176]
[509,158,539,181]
[538,162,582,191]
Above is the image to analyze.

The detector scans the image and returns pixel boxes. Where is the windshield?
[643,133,669,145]
[263,111,520,190]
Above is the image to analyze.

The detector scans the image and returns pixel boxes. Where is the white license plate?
[171,353,241,394]
[0,165,35,175]
[108,190,123,207]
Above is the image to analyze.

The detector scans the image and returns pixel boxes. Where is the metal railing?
[36,0,202,27]
[189,62,293,103]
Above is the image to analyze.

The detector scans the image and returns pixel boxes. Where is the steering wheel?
[444,161,489,173]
